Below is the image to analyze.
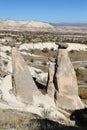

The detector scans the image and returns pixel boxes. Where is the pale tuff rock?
[0,75,26,107]
[0,75,12,102]
[46,61,55,97]
[47,43,84,110]
[54,48,84,109]
[12,47,38,104]
[54,49,78,95]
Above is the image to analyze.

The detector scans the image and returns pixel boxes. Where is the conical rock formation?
[12,47,38,104]
[47,43,84,110]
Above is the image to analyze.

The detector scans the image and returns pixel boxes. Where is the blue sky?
[0,0,87,23]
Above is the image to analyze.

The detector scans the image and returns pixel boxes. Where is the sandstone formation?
[47,42,84,110]
[12,47,38,104]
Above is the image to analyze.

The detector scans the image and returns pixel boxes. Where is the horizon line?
[0,18,87,24]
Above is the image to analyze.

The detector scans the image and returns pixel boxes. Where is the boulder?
[54,49,84,109]
[12,47,38,104]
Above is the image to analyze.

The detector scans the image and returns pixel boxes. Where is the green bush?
[75,68,83,77]
[42,48,49,53]
[62,39,73,43]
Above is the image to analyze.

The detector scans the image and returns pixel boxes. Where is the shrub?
[6,50,10,56]
[79,87,87,99]
[70,50,74,53]
[3,60,8,66]
[82,40,87,45]
[42,61,47,66]
[51,47,54,51]
[85,65,87,69]
[30,59,34,63]
[41,109,51,118]
[31,49,34,54]
[62,39,73,43]
[75,68,83,77]
[42,48,49,53]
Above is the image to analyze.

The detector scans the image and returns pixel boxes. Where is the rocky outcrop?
[47,42,84,110]
[12,47,38,104]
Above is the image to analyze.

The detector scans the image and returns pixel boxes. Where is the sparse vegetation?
[42,61,47,66]
[42,48,49,53]
[0,109,40,130]
[0,26,87,129]
[41,109,51,118]
[82,40,87,45]
[6,50,10,56]
[3,60,8,66]
[50,47,54,51]
[75,68,84,77]
[30,59,34,63]
[79,87,87,99]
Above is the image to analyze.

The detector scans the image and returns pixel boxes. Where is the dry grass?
[69,51,87,61]
[79,87,87,104]
[79,87,87,99]
[0,109,40,130]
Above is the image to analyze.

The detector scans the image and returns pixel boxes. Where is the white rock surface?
[0,74,68,121]
[67,43,87,51]
[19,42,87,51]
[0,75,25,107]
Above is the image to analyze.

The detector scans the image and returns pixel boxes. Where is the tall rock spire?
[12,47,38,104]
[47,42,84,110]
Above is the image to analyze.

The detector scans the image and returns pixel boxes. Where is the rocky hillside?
[0,19,55,32]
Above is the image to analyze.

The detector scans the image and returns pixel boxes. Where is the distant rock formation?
[12,47,38,104]
[0,19,55,32]
[47,42,84,110]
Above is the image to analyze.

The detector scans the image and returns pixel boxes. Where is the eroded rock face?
[47,44,84,110]
[54,49,84,109]
[46,61,55,97]
[12,47,38,104]
[54,49,78,95]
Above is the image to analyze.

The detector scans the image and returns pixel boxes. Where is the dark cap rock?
[10,39,17,48]
[55,42,68,49]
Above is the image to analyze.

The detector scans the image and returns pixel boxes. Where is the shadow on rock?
[70,108,87,129]
[33,77,46,94]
